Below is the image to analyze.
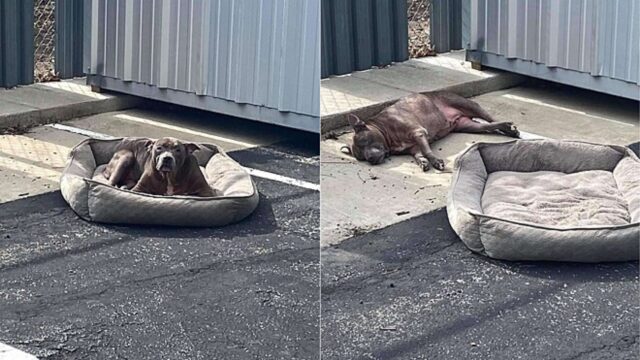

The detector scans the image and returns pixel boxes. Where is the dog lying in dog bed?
[447,139,639,262]
[60,137,259,227]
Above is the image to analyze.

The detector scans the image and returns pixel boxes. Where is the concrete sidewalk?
[0,78,140,131]
[321,51,524,132]
[320,82,640,246]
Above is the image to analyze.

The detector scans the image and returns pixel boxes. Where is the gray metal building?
[465,0,640,100]
[85,0,320,132]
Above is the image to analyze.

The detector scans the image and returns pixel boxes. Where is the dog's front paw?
[430,157,446,171]
[416,157,430,171]
[502,123,520,138]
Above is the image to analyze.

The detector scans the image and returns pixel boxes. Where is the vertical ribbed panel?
[431,0,463,53]
[469,0,640,85]
[320,0,409,78]
[0,0,34,87]
[56,0,85,78]
[87,0,320,118]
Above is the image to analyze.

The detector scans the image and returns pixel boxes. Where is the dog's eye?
[175,148,181,153]
[156,146,162,151]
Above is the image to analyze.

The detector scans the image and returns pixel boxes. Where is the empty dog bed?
[60,138,259,226]
[447,139,639,262]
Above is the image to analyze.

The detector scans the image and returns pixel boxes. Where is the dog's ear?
[340,144,352,155]
[184,143,201,154]
[347,114,366,133]
[144,139,154,152]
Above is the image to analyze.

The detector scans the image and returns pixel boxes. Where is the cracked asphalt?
[0,139,320,359]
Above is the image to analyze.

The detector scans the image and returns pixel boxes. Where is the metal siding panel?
[373,0,393,65]
[613,0,630,81]
[0,0,34,87]
[331,0,355,75]
[253,0,274,102]
[139,0,153,83]
[498,0,508,55]
[175,0,191,91]
[189,0,204,93]
[279,0,302,111]
[467,0,639,98]
[0,2,4,86]
[236,0,259,104]
[524,0,538,61]
[485,0,498,53]
[297,0,320,115]
[266,0,285,108]
[87,0,320,130]
[353,0,374,71]
[115,0,126,80]
[628,0,639,84]
[320,0,333,77]
[566,0,582,70]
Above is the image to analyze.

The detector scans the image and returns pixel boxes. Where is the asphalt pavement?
[0,109,320,359]
[321,208,639,360]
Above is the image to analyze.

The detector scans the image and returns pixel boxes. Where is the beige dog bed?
[60,138,259,226]
[447,139,639,262]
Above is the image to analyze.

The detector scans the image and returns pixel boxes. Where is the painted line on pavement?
[502,93,636,127]
[46,124,320,191]
[115,114,258,147]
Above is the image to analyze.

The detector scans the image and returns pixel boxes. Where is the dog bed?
[60,138,259,226]
[447,139,639,262]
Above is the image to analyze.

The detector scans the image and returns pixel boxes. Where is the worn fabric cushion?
[447,139,640,262]
[60,138,259,226]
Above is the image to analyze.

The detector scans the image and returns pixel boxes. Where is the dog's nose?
[162,157,172,164]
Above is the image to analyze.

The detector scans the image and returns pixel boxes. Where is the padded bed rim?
[63,137,258,201]
[449,139,640,232]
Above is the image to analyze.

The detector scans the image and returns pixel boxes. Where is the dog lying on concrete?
[341,92,520,171]
[103,137,215,197]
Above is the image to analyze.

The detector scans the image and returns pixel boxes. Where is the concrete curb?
[320,72,525,134]
[0,94,142,131]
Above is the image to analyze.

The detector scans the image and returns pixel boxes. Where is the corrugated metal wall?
[467,0,640,100]
[321,0,408,78]
[0,0,34,87]
[86,0,320,132]
[56,0,85,78]
[431,0,463,53]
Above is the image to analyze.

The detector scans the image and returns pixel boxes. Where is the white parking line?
[502,93,636,127]
[115,114,258,148]
[46,124,320,191]
[47,123,116,140]
[0,343,37,360]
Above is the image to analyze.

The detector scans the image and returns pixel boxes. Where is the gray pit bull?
[103,137,216,197]
[341,91,520,170]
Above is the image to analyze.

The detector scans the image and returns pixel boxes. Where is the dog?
[102,137,215,197]
[341,91,520,171]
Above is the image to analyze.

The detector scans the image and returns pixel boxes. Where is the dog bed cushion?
[447,139,639,262]
[60,138,259,226]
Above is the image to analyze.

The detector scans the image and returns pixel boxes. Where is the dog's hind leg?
[437,93,498,123]
[454,117,520,138]
[104,149,135,187]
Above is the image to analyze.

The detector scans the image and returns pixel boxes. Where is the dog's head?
[341,114,389,165]
[148,137,200,174]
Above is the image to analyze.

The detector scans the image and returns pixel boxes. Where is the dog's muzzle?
[156,153,175,172]
[365,148,386,165]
